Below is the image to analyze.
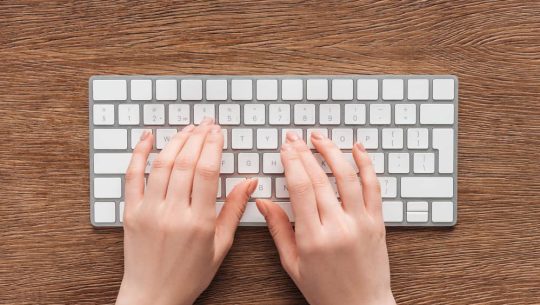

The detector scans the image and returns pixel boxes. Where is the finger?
[281,140,320,231]
[311,132,365,217]
[145,125,195,202]
[167,117,214,205]
[352,142,382,219]
[190,125,223,219]
[256,199,299,277]
[124,131,153,210]
[215,178,257,254]
[287,132,342,222]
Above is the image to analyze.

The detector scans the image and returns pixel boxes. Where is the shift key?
[401,177,453,198]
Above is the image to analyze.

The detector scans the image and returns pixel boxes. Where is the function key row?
[92,78,455,102]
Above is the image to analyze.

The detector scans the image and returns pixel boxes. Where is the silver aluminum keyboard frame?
[89,75,458,228]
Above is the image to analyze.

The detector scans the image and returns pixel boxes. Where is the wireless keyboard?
[89,75,458,227]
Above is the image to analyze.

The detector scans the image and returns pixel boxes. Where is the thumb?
[215,178,257,254]
[256,199,298,276]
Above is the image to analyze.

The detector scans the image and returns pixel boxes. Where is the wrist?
[116,281,195,305]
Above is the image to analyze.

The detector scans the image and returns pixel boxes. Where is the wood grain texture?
[1,0,539,304]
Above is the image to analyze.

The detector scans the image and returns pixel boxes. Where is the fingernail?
[256,199,268,217]
[201,117,214,125]
[355,142,366,152]
[211,125,221,133]
[247,178,258,194]
[281,143,293,152]
[183,125,195,132]
[286,131,299,142]
[311,131,324,140]
[140,130,151,141]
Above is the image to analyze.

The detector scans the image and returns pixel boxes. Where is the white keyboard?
[89,75,458,227]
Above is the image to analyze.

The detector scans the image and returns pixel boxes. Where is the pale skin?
[116,117,396,305]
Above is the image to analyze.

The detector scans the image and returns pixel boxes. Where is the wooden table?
[1,1,539,304]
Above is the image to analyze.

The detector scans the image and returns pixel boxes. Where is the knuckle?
[152,157,173,170]
[124,168,141,182]
[364,177,381,192]
[196,163,219,180]
[310,175,329,189]
[173,155,195,171]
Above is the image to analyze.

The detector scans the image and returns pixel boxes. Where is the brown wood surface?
[1,1,539,304]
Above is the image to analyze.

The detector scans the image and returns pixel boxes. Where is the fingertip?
[247,178,258,195]
[255,199,269,217]
[354,142,366,152]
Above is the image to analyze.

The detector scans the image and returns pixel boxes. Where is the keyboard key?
[357,79,378,100]
[144,104,165,125]
[382,128,403,149]
[407,211,428,223]
[401,177,453,198]
[217,178,222,198]
[156,79,178,100]
[257,129,278,149]
[269,104,291,125]
[344,104,366,125]
[252,177,271,198]
[388,153,410,173]
[432,201,454,223]
[257,79,278,101]
[181,79,203,101]
[307,79,328,100]
[232,79,253,100]
[282,79,303,101]
[433,129,454,173]
[118,104,140,125]
[169,104,190,125]
[144,153,158,173]
[93,79,126,101]
[238,153,259,173]
[131,129,152,149]
[94,129,127,150]
[244,104,265,125]
[219,104,241,125]
[420,104,454,124]
[382,79,404,100]
[382,201,403,222]
[413,153,435,173]
[378,177,397,198]
[93,153,131,174]
[156,129,177,149]
[94,177,121,198]
[119,202,125,223]
[206,79,228,101]
[407,128,428,149]
[332,128,353,149]
[332,79,353,100]
[343,153,359,173]
[319,104,341,125]
[130,79,152,101]
[357,129,378,149]
[232,129,253,149]
[307,128,328,149]
[94,202,116,223]
[263,153,284,173]
[193,104,215,124]
[220,153,234,174]
[433,79,454,100]
[407,201,428,212]
[275,178,289,198]
[294,104,316,125]
[368,152,384,173]
[369,104,391,125]
[93,104,114,125]
[394,104,416,125]
[407,79,429,100]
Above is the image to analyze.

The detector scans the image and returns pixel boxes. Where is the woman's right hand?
[256,131,396,305]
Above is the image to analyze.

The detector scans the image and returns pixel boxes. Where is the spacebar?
[401,177,454,198]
